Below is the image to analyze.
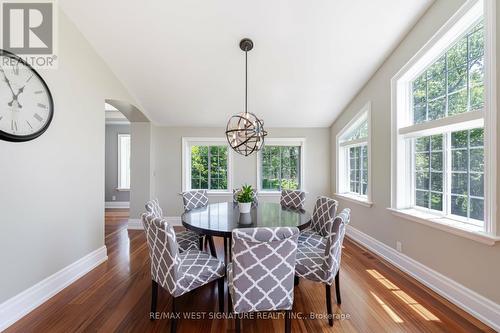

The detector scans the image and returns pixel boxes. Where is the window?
[117,134,131,190]
[257,139,305,193]
[336,103,372,206]
[182,138,232,193]
[392,0,496,237]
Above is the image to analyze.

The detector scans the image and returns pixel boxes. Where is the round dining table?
[181,201,311,262]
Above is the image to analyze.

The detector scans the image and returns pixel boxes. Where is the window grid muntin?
[414,135,444,212]
[411,128,484,226]
[412,20,484,125]
[348,144,368,196]
[261,145,301,191]
[190,145,228,191]
[450,129,484,222]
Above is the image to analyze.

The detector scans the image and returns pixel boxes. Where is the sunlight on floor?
[367,269,440,322]
[370,291,404,323]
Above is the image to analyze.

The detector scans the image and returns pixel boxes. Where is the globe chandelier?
[225,38,267,156]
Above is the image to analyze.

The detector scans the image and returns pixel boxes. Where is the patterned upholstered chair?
[142,213,225,333]
[181,190,209,211]
[145,199,199,252]
[297,196,338,251]
[295,208,351,326]
[180,190,217,256]
[280,189,306,210]
[227,227,299,333]
[232,188,258,206]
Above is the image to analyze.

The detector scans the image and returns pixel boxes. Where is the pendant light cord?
[245,49,248,114]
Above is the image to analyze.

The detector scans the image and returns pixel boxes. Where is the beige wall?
[151,127,331,216]
[0,9,136,302]
[330,0,500,304]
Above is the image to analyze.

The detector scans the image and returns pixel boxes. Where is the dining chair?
[232,188,258,206]
[142,212,225,333]
[181,189,209,211]
[294,208,351,326]
[280,189,306,210]
[227,227,299,333]
[297,196,338,250]
[145,199,200,252]
[180,190,217,256]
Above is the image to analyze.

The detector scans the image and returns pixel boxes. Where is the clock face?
[0,50,54,142]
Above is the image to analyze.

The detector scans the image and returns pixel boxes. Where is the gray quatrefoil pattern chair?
[297,196,338,250]
[280,189,306,210]
[295,208,351,326]
[227,227,299,333]
[145,199,199,252]
[181,189,209,211]
[181,189,218,256]
[142,213,225,333]
[232,188,259,206]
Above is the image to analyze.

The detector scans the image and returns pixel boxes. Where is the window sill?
[257,190,308,197]
[207,191,232,196]
[257,191,281,197]
[387,208,500,246]
[116,188,130,192]
[334,193,373,207]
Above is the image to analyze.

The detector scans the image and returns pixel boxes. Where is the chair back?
[280,189,306,210]
[232,188,258,205]
[141,212,180,295]
[310,196,338,236]
[231,227,299,313]
[323,208,350,284]
[181,190,209,211]
[145,198,163,218]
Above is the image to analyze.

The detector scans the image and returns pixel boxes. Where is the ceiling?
[61,0,433,127]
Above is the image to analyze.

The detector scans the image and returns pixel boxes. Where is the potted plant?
[237,184,254,214]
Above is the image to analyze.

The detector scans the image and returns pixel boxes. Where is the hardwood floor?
[7,209,494,333]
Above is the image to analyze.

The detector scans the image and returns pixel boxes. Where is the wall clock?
[0,50,54,142]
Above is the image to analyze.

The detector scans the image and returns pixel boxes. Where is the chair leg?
[208,236,217,258]
[171,297,178,333]
[335,271,341,305]
[294,275,299,286]
[285,310,292,333]
[223,237,228,265]
[150,280,158,320]
[235,315,241,333]
[325,284,333,326]
[198,235,204,250]
[228,236,232,262]
[228,289,233,313]
[218,277,224,313]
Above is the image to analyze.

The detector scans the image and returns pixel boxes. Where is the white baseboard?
[346,225,500,331]
[105,201,130,209]
[128,216,182,230]
[0,246,108,331]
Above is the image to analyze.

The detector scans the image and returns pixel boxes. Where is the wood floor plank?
[5,209,495,333]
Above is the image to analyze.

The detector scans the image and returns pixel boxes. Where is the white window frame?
[181,137,233,195]
[256,138,306,196]
[117,133,131,191]
[390,0,499,243]
[335,102,373,207]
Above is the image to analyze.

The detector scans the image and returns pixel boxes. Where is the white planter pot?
[238,202,252,214]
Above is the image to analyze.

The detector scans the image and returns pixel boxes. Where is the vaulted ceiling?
[60,0,433,127]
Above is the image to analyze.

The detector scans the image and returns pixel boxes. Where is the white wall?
[0,9,137,303]
[129,122,152,219]
[330,0,500,304]
[151,127,331,216]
